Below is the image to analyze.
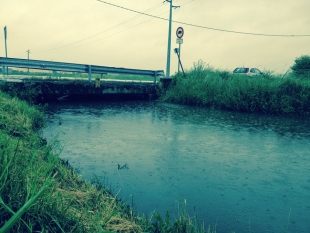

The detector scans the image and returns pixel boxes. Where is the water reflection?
[156,103,310,140]
[43,101,310,233]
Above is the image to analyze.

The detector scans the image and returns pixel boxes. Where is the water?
[42,101,310,233]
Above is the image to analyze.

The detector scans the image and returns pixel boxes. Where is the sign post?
[176,27,184,73]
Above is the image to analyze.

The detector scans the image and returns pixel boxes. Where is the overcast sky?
[1,0,310,75]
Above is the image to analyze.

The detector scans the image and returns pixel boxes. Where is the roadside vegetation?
[2,55,309,232]
[0,91,210,232]
[159,56,310,118]
[290,55,310,78]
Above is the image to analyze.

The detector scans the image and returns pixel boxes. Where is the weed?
[159,61,310,117]
[0,91,143,232]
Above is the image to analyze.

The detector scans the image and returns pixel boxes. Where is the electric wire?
[48,2,165,51]
[97,0,310,37]
[51,17,156,53]
[14,2,163,56]
[10,0,309,57]
[47,0,193,53]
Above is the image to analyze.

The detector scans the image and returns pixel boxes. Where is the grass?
[0,90,214,232]
[0,91,146,232]
[2,60,305,232]
[159,60,310,118]
[149,200,216,233]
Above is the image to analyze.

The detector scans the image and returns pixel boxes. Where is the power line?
[50,17,156,53]
[48,2,165,51]
[97,0,310,37]
[17,6,168,56]
[46,2,175,53]
[42,0,193,54]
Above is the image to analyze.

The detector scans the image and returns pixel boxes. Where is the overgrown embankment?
[0,91,210,233]
[0,91,146,232]
[159,61,310,118]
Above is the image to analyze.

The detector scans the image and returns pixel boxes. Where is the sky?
[1,0,310,75]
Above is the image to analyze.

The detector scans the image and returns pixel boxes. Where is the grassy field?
[159,61,310,118]
[0,90,212,233]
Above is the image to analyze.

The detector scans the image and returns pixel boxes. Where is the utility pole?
[27,50,30,72]
[165,0,179,78]
[3,26,8,75]
[4,26,7,57]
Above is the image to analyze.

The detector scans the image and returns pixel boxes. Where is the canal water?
[42,100,310,233]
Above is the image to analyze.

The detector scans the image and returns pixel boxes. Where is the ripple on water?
[43,101,310,233]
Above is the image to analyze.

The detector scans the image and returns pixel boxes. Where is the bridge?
[0,57,171,101]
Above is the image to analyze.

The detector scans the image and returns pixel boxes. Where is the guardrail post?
[88,65,92,82]
[153,71,157,84]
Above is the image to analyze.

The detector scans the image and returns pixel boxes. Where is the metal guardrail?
[0,57,164,83]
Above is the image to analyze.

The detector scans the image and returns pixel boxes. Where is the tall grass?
[148,200,216,233]
[0,91,144,232]
[159,60,310,117]
[0,90,213,233]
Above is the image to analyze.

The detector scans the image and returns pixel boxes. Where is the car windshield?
[233,68,249,73]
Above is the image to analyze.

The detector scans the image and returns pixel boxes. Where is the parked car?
[233,67,262,76]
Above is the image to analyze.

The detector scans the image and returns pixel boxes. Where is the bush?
[290,55,310,78]
[159,60,310,117]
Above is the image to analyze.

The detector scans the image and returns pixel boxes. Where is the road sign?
[176,27,184,38]
[176,38,183,44]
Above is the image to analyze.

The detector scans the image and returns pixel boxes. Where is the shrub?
[290,55,310,78]
[159,60,310,117]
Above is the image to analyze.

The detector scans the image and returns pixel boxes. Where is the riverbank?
[0,91,148,232]
[0,91,210,232]
[1,60,309,231]
[159,61,310,118]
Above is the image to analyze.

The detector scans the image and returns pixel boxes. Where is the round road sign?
[176,27,184,38]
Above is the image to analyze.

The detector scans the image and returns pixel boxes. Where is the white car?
[233,67,262,76]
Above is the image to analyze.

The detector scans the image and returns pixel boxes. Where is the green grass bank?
[0,91,149,232]
[1,57,309,232]
[159,61,310,118]
[0,91,210,232]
